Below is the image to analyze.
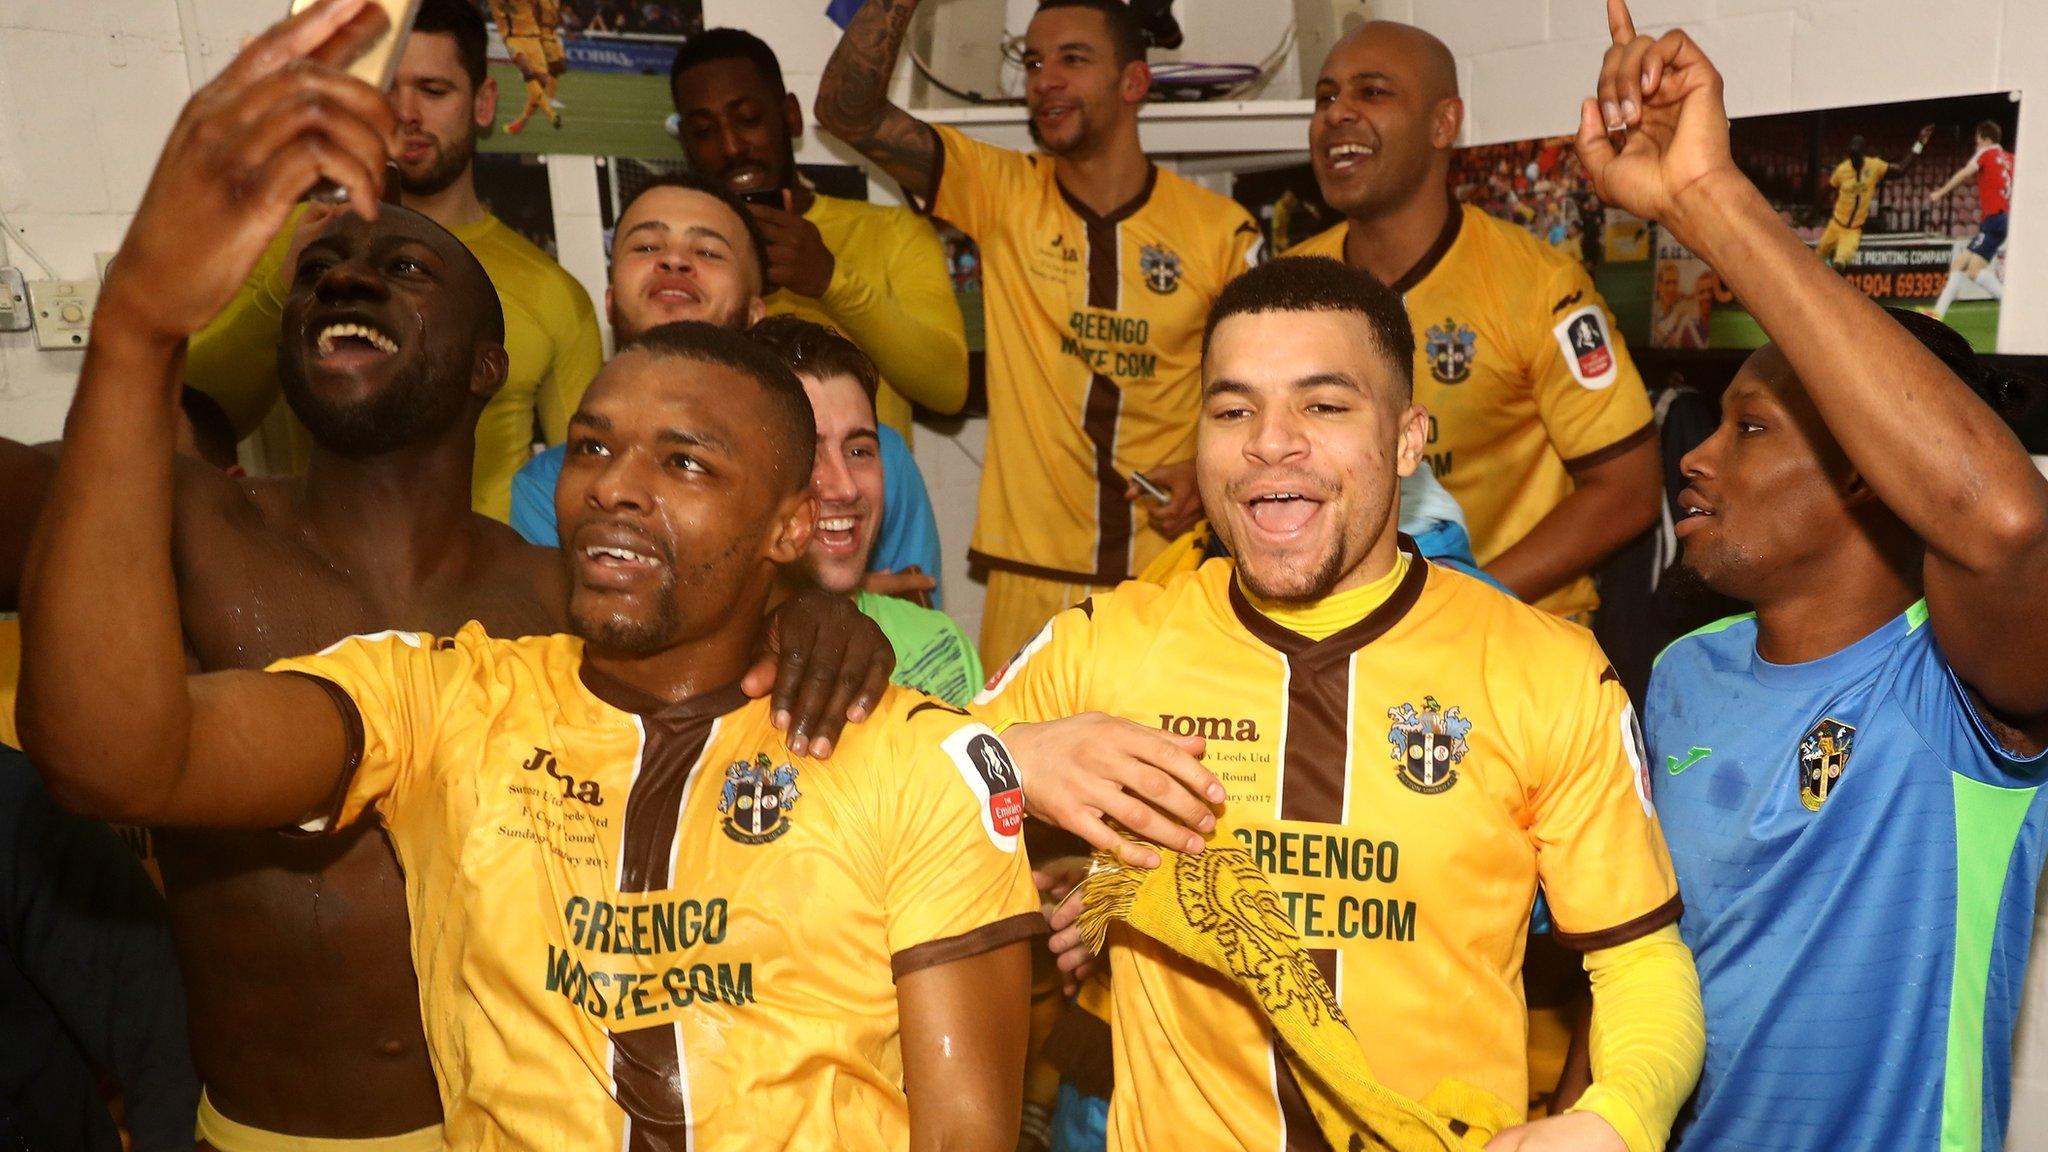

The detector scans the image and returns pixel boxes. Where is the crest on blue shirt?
[1387,695,1473,795]
[719,753,801,844]
[1140,244,1183,295]
[1798,717,1855,811]
[1424,318,1478,384]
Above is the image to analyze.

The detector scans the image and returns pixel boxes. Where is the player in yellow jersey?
[990,257,1704,1151]
[1284,22,1659,622]
[490,0,559,132]
[10,15,900,1145]
[536,0,567,94]
[671,28,968,439]
[21,40,1042,1136]
[186,0,601,521]
[1814,125,1933,268]
[819,0,1264,665]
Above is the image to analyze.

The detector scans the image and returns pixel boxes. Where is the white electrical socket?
[28,279,97,349]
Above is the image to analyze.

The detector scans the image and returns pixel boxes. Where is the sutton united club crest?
[1423,318,1478,384]
[1139,244,1183,295]
[1798,717,1855,811]
[1387,696,1473,795]
[719,753,801,845]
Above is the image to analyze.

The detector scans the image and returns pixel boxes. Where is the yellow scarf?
[1076,843,1519,1151]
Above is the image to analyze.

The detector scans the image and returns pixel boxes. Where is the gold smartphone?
[286,0,423,201]
[288,0,424,89]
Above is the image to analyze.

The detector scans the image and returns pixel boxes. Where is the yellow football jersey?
[926,125,1262,584]
[270,624,1043,1151]
[768,193,968,439]
[1829,156,1891,230]
[187,210,604,523]
[977,551,1680,1144]
[1286,208,1653,618]
[488,0,543,38]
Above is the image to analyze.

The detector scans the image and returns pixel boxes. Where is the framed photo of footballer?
[1653,90,2019,354]
[476,0,704,158]
[471,152,560,258]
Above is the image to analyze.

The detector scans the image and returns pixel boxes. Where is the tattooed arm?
[815,0,940,201]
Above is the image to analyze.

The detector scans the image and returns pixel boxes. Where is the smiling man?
[983,256,1703,1151]
[750,317,982,705]
[818,0,1263,667]
[17,6,1034,1148]
[1285,21,1659,623]
[185,0,603,523]
[6,8,893,1147]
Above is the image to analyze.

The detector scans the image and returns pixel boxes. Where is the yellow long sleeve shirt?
[184,208,604,522]
[768,193,968,438]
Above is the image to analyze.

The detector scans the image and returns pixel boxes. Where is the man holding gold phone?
[184,0,603,525]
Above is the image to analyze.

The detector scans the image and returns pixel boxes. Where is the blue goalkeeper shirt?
[1648,603,2048,1152]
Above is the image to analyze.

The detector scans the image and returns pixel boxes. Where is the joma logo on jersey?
[1139,244,1183,294]
[1424,318,1477,384]
[1158,714,1262,742]
[522,747,605,806]
[719,754,800,845]
[1049,233,1078,262]
[1386,696,1472,794]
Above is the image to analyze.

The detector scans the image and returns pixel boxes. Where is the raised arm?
[899,944,1032,1152]
[1929,155,1978,200]
[17,0,399,826]
[814,0,941,201]
[1580,0,2048,729]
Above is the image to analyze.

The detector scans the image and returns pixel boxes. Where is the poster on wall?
[1654,91,2018,353]
[476,1,703,159]
[1234,91,2017,355]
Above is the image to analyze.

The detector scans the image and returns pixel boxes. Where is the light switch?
[28,279,97,349]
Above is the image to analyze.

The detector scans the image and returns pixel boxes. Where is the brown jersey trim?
[967,548,1115,586]
[1081,211,1133,581]
[1056,164,1160,227]
[609,690,734,1152]
[1560,419,1657,473]
[1228,536,1429,666]
[889,910,1048,980]
[277,671,366,833]
[1274,1042,1337,1152]
[578,662,751,725]
[1382,198,1465,293]
[1550,893,1684,952]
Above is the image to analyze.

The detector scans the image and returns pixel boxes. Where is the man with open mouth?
[1284,20,1661,629]
[3,5,893,1148]
[818,0,1264,670]
[983,255,1703,1152]
[184,0,604,526]
[750,317,984,707]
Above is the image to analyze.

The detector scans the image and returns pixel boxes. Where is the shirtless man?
[3,5,890,1145]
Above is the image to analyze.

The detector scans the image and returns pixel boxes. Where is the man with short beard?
[19,12,1036,1147]
[984,256,1704,1151]
[4,6,891,1147]
[185,0,603,523]
[818,0,1264,667]
[1285,21,1660,624]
